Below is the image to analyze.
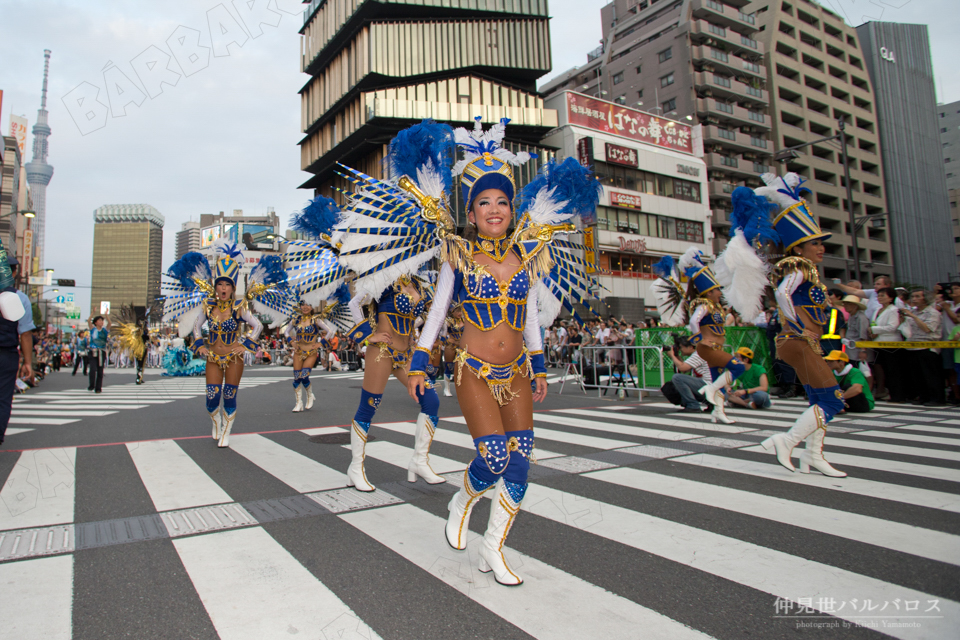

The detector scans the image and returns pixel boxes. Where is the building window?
[593,161,701,204]
[637,89,644,98]
[711,48,729,62]
[748,110,765,123]
[615,95,627,104]
[750,136,768,148]
[709,24,726,37]
[706,0,723,11]
[662,98,677,112]
[613,72,625,85]
[718,128,736,140]
[746,85,763,97]
[658,47,672,62]
[714,75,732,88]
[636,64,643,74]
[660,72,675,87]
[715,101,734,114]
[741,35,758,49]
[720,155,739,167]
[742,60,760,73]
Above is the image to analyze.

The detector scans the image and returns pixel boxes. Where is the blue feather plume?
[292,197,340,240]
[652,256,676,279]
[516,157,602,218]
[684,265,700,279]
[333,282,351,308]
[387,120,456,195]
[215,240,244,260]
[250,255,287,287]
[166,252,210,289]
[730,187,780,246]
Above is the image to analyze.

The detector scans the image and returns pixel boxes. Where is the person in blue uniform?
[87,314,111,393]
[0,255,34,446]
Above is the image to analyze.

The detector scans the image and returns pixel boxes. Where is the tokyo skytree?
[25,49,54,271]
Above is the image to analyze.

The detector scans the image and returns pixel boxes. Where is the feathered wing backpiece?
[651,256,687,327]
[321,282,355,333]
[161,252,212,338]
[291,196,341,245]
[714,187,781,322]
[110,304,147,359]
[246,255,293,328]
[514,157,604,327]
[285,196,351,313]
[333,119,458,302]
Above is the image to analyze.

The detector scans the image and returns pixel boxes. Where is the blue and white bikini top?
[376,279,427,336]
[292,314,322,342]
[691,298,725,336]
[205,302,244,346]
[774,257,828,327]
[452,244,531,332]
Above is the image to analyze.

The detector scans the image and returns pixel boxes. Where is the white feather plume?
[651,279,686,327]
[251,301,289,329]
[537,279,563,328]
[175,304,203,339]
[716,230,769,321]
[678,246,705,273]
[755,172,803,210]
[523,186,574,226]
[415,159,444,199]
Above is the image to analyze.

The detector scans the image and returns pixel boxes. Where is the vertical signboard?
[583,227,597,274]
[576,136,594,168]
[9,115,28,156]
[22,228,33,277]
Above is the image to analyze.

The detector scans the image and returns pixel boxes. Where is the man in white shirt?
[836,275,904,319]
[666,338,713,412]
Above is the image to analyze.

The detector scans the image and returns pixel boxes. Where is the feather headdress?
[650,256,686,327]
[451,117,535,177]
[246,255,293,328]
[291,196,341,243]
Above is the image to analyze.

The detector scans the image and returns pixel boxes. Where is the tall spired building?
[25,49,54,271]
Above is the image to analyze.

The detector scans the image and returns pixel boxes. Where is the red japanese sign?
[610,191,642,209]
[605,143,638,167]
[566,92,693,155]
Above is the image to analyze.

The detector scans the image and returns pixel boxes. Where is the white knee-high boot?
[346,421,376,492]
[800,425,846,477]
[761,405,822,471]
[292,386,304,412]
[477,478,524,586]
[408,413,445,484]
[445,469,494,550]
[701,371,735,424]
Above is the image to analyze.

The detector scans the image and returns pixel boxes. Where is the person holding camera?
[665,337,711,413]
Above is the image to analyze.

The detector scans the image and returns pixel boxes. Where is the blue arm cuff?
[409,348,430,377]
[530,351,547,378]
[242,337,258,352]
[348,319,374,343]
[190,337,205,355]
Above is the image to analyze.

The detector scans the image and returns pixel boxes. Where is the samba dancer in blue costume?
[733,173,847,477]
[284,197,352,412]
[162,241,290,447]
[404,118,602,586]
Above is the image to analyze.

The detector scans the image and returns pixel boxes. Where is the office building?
[540,0,771,254]
[542,91,711,320]
[742,0,893,283]
[175,220,201,260]
[90,204,164,316]
[0,136,22,252]
[856,22,953,285]
[949,189,960,278]
[297,0,558,224]
[942,99,960,192]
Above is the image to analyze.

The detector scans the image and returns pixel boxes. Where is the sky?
[0,0,957,321]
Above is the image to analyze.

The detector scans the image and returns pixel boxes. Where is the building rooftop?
[93,204,165,227]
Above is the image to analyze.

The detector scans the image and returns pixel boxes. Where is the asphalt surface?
[0,364,957,640]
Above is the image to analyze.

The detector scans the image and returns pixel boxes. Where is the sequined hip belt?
[455,347,531,407]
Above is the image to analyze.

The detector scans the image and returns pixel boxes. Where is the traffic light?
[56,279,76,287]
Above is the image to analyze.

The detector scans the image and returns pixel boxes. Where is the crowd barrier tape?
[855,341,960,349]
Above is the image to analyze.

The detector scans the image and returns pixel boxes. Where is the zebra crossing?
[0,397,958,639]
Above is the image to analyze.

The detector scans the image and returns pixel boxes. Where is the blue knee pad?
[502,479,528,503]
[807,385,844,422]
[503,430,534,485]
[725,357,746,381]
[418,386,439,421]
[465,465,496,494]
[292,370,302,388]
[444,362,455,378]
[206,384,222,414]
[354,389,383,433]
[709,367,723,382]
[222,384,238,415]
[301,368,312,388]
[469,434,509,486]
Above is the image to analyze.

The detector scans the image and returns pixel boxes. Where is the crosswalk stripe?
[340,503,714,640]
[739,446,960,482]
[890,424,960,435]
[8,417,80,425]
[554,408,757,435]
[533,412,702,441]
[938,419,960,426]
[15,404,154,411]
[0,448,75,531]
[442,416,637,450]
[846,430,960,447]
[586,467,960,566]
[372,421,565,460]
[127,440,234,512]
[11,410,117,417]
[172,527,381,640]
[518,482,960,638]
[673,454,960,513]
[45,399,173,405]
[801,436,960,462]
[228,434,346,493]
[0,554,72,640]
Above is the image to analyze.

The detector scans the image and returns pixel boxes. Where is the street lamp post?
[773,117,861,281]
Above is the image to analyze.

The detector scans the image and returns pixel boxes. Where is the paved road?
[0,366,957,639]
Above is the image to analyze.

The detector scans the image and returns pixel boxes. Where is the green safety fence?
[631,327,773,388]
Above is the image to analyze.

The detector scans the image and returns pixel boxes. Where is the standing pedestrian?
[0,255,35,446]
[87,315,111,393]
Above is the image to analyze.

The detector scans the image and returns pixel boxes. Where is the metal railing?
[558,344,666,397]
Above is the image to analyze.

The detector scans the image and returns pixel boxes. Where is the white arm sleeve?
[775,270,804,323]
[284,322,296,340]
[523,284,544,352]
[688,305,707,335]
[317,319,336,340]
[348,293,370,326]
[193,306,207,342]
[240,307,263,341]
[416,262,455,351]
